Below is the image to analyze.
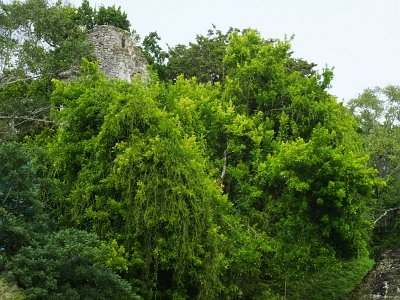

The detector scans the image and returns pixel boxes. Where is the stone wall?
[349,250,400,299]
[87,25,147,82]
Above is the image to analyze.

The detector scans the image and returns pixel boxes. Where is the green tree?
[94,5,130,32]
[0,0,93,78]
[0,0,94,141]
[7,229,137,300]
[140,29,378,298]
[348,85,400,252]
[47,61,234,299]
[218,29,378,298]
[0,142,50,262]
[141,31,169,80]
[166,25,235,83]
[75,0,95,30]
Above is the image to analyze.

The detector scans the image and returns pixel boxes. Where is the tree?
[136,29,378,298]
[75,0,95,30]
[141,31,169,80]
[166,25,236,83]
[218,29,378,297]
[7,229,137,300]
[0,142,50,262]
[0,0,133,142]
[0,0,94,141]
[94,5,130,32]
[348,85,400,252]
[47,61,234,299]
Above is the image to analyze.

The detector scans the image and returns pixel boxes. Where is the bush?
[7,229,137,300]
[0,277,24,300]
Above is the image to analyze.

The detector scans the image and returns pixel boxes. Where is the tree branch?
[2,187,12,205]
[0,115,56,124]
[219,140,229,187]
[374,207,400,224]
[0,76,37,89]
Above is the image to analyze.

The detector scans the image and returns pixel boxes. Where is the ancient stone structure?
[87,25,147,82]
[350,250,400,299]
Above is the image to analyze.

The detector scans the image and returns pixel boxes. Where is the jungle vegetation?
[1,0,399,299]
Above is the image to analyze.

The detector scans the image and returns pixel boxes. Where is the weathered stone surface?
[87,25,147,82]
[350,250,400,299]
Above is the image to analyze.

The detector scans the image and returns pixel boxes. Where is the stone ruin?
[349,249,400,299]
[87,25,147,82]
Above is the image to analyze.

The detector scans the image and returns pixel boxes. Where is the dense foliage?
[348,86,400,253]
[0,0,394,299]
[0,0,131,142]
[7,229,137,300]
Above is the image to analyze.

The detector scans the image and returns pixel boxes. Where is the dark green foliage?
[141,31,169,80]
[7,229,137,300]
[0,76,55,142]
[94,5,130,32]
[348,85,400,254]
[75,0,95,30]
[0,143,49,261]
[166,25,236,83]
[0,0,93,141]
[0,0,94,77]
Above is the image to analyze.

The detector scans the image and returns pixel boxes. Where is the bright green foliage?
[223,29,335,131]
[217,29,377,297]
[0,277,24,300]
[130,30,377,298]
[154,75,232,161]
[7,229,137,300]
[262,128,376,259]
[48,62,234,299]
[220,29,369,206]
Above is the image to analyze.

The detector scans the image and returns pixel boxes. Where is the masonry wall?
[87,25,147,82]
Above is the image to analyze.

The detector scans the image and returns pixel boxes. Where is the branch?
[2,187,12,205]
[374,207,400,224]
[0,76,37,89]
[219,140,229,187]
[0,115,56,124]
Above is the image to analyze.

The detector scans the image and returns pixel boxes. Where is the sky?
[69,0,400,102]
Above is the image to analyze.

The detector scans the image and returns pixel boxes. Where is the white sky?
[70,1,400,101]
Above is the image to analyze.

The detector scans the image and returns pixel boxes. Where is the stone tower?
[87,25,147,82]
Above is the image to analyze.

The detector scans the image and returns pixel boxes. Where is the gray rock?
[350,250,400,299]
[87,25,148,82]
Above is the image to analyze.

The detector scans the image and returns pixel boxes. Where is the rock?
[350,249,400,299]
[87,25,148,82]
